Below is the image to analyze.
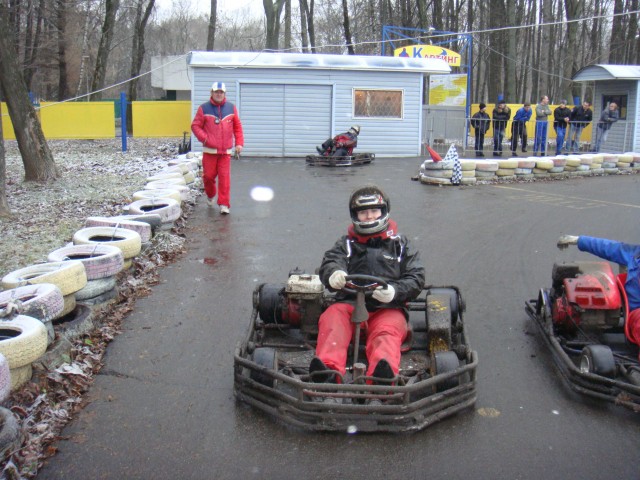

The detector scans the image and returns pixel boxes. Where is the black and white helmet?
[349,185,390,235]
[349,125,361,135]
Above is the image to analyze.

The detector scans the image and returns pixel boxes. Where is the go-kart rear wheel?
[258,284,284,323]
[434,351,460,392]
[579,345,616,378]
[250,347,278,387]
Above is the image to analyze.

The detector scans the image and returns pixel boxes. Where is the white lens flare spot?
[250,186,274,202]
[347,425,358,434]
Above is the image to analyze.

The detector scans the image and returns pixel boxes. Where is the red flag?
[427,145,442,162]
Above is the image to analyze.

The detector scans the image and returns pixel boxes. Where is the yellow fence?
[1,101,192,140]
[470,103,593,140]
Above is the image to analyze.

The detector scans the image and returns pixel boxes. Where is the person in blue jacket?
[557,234,640,357]
[510,102,532,155]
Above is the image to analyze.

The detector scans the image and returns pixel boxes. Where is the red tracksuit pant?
[202,153,231,207]
[316,302,407,377]
[628,308,640,360]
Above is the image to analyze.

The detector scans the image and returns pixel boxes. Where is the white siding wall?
[190,67,424,157]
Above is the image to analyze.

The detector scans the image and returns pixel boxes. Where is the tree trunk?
[56,0,69,101]
[0,5,57,182]
[0,102,10,218]
[127,0,155,133]
[563,0,584,102]
[299,0,309,52]
[284,0,291,50]
[505,0,517,102]
[206,0,217,51]
[263,0,285,50]
[342,0,354,54]
[90,0,120,101]
[609,0,625,63]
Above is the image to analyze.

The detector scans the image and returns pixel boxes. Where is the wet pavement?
[39,157,640,479]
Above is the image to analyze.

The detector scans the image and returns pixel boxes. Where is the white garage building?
[187,51,450,157]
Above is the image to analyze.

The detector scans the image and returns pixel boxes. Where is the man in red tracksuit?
[309,185,425,397]
[191,82,244,215]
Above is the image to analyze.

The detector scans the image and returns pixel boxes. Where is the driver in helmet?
[557,235,640,357]
[310,185,425,393]
[316,125,360,157]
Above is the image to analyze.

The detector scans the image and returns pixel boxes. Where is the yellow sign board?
[394,45,461,67]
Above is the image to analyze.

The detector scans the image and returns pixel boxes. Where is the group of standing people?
[471,96,620,157]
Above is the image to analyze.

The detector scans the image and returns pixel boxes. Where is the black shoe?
[511,151,518,156]
[316,146,324,155]
[371,359,395,385]
[540,152,546,157]
[309,357,337,383]
[493,152,499,157]
[522,148,527,153]
[479,152,485,157]
[475,152,482,157]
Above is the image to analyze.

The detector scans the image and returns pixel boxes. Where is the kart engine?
[552,262,623,331]
[258,273,324,336]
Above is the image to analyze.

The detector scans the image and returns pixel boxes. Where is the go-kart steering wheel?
[343,274,388,295]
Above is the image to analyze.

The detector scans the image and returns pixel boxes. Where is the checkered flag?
[444,144,462,185]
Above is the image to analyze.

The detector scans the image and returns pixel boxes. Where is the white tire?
[146,172,186,185]
[497,159,518,169]
[144,183,191,202]
[565,156,582,167]
[515,168,532,175]
[85,216,152,244]
[422,169,452,179]
[460,177,476,185]
[419,175,452,185]
[75,276,117,301]
[475,170,497,178]
[57,293,77,319]
[495,168,516,177]
[2,261,87,296]
[183,171,196,184]
[0,284,64,322]
[0,315,48,370]
[517,159,536,169]
[48,243,124,280]
[475,160,499,171]
[552,158,567,167]
[145,178,188,188]
[460,160,476,171]
[132,189,182,204]
[128,198,182,223]
[73,226,142,260]
[0,354,11,402]
[10,364,32,390]
[461,170,475,178]
[548,166,565,173]
[535,159,554,170]
[421,160,454,170]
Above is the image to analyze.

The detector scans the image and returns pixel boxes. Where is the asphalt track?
[39,157,640,480]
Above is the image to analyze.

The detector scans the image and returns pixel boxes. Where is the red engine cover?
[563,261,621,310]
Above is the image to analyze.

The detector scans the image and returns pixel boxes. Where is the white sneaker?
[205,197,215,207]
[220,205,230,215]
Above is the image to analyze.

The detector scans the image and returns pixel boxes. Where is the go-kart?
[525,261,640,411]
[305,152,375,167]
[233,270,478,432]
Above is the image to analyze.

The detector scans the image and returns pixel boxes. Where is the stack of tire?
[615,153,633,172]
[626,152,640,172]
[474,160,499,181]
[548,156,567,176]
[72,226,142,271]
[576,154,595,175]
[533,157,554,178]
[0,260,87,389]
[85,216,154,248]
[460,160,476,184]
[564,155,583,174]
[418,159,455,185]
[48,244,124,307]
[495,159,518,180]
[515,158,536,179]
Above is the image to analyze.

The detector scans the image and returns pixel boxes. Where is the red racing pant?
[627,308,640,360]
[315,302,407,377]
[202,153,231,207]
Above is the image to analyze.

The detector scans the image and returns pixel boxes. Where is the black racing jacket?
[319,220,426,315]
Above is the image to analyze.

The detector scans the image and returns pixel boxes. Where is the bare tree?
[206,0,217,50]
[56,0,69,101]
[90,0,120,100]
[263,0,285,50]
[0,4,57,182]
[342,0,354,54]
[0,102,9,218]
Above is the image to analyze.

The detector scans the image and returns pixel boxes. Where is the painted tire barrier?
[2,261,87,297]
[75,276,117,301]
[146,172,186,185]
[73,226,142,260]
[53,304,94,343]
[77,287,118,306]
[132,189,182,204]
[113,213,163,232]
[84,216,152,244]
[48,243,125,280]
[0,284,64,323]
[145,178,187,188]
[0,315,48,390]
[127,198,181,224]
[0,354,11,403]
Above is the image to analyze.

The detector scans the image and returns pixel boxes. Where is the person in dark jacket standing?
[470,103,490,157]
[553,100,571,155]
[191,82,244,215]
[492,101,511,157]
[309,185,425,395]
[565,101,592,153]
[533,95,552,156]
[591,102,619,153]
[510,102,532,155]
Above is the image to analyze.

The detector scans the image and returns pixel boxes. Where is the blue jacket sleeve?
[577,236,635,266]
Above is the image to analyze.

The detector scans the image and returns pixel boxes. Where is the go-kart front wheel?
[579,345,616,378]
[434,351,460,392]
[250,347,278,387]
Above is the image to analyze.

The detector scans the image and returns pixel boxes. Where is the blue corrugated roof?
[188,51,451,74]
[573,64,640,81]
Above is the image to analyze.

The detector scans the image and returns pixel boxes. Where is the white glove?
[557,235,579,250]
[372,284,395,303]
[329,270,347,290]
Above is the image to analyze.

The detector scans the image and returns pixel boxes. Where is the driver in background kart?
[557,235,640,357]
[310,185,425,389]
[315,125,360,157]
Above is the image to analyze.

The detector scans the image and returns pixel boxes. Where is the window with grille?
[353,89,404,119]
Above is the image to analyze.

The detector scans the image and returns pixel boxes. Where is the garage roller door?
[240,83,332,157]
